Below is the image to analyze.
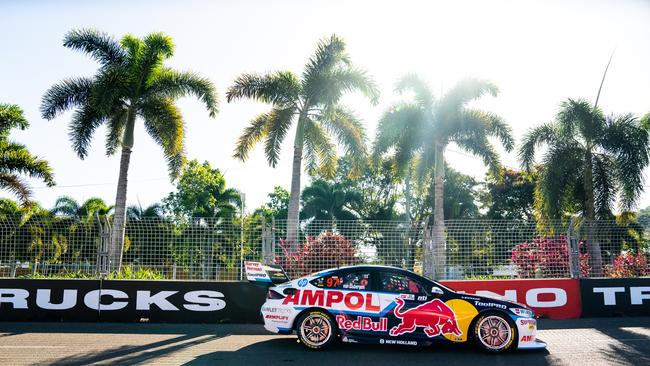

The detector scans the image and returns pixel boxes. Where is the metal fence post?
[566,217,580,278]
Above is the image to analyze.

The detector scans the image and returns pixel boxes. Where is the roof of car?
[312,264,415,275]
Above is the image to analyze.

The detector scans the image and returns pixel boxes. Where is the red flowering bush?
[604,252,649,278]
[277,231,356,279]
[511,236,590,278]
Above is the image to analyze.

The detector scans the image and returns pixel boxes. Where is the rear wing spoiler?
[244,261,289,285]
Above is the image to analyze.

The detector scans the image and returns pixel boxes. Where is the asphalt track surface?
[0,318,649,366]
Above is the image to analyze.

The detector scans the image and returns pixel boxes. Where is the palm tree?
[301,179,361,221]
[127,202,164,220]
[519,98,649,275]
[51,196,112,218]
[373,75,513,278]
[226,34,379,250]
[40,29,219,271]
[0,104,55,205]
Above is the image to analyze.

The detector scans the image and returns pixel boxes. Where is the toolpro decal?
[390,298,462,337]
[336,315,387,332]
[282,290,381,312]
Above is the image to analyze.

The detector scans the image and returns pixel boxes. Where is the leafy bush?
[511,236,590,278]
[604,252,649,278]
[109,265,165,280]
[278,231,356,279]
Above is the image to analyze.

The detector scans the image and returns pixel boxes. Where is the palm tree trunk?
[584,149,603,276]
[109,110,136,273]
[426,144,446,280]
[285,120,304,252]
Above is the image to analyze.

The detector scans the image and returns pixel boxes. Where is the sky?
[0,0,649,213]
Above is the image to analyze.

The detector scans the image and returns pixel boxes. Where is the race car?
[247,263,546,353]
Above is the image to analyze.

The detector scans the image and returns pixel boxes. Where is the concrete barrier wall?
[0,278,648,323]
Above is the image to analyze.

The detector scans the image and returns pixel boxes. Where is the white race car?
[247,263,546,353]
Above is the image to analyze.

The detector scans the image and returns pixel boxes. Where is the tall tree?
[300,179,361,221]
[478,168,536,221]
[226,34,379,249]
[40,29,218,271]
[163,160,240,219]
[519,99,650,275]
[374,75,513,278]
[0,104,55,205]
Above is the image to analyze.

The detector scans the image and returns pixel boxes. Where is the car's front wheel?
[473,312,517,353]
[296,310,337,350]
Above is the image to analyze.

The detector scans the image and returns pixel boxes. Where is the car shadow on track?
[182,337,554,366]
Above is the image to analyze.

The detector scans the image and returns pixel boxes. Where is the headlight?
[509,307,534,318]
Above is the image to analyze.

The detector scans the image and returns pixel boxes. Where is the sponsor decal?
[580,278,650,317]
[281,289,381,312]
[389,298,462,338]
[0,288,225,312]
[473,300,507,310]
[521,335,534,342]
[443,279,582,319]
[336,315,387,332]
[297,279,308,287]
[381,339,418,346]
[518,319,536,326]
[416,295,427,301]
[261,306,292,314]
[264,314,289,321]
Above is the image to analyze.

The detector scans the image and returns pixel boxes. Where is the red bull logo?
[389,298,463,338]
[336,315,387,332]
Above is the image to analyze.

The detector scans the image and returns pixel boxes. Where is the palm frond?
[105,107,128,156]
[0,173,31,206]
[459,108,514,151]
[0,141,55,186]
[302,34,348,84]
[373,103,424,157]
[68,104,105,159]
[395,73,435,109]
[147,69,219,117]
[63,28,126,66]
[518,123,558,171]
[319,106,367,163]
[226,71,300,108]
[140,98,185,179]
[263,108,295,167]
[233,112,271,162]
[440,78,498,111]
[454,132,502,176]
[40,77,94,120]
[309,67,379,106]
[0,104,29,138]
[303,119,337,177]
[601,113,650,212]
[535,142,584,219]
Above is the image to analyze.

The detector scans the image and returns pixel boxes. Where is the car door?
[311,269,384,338]
[378,270,451,343]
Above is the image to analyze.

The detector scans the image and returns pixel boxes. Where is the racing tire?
[472,312,518,353]
[296,310,337,350]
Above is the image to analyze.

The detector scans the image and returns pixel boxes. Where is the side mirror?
[431,286,444,296]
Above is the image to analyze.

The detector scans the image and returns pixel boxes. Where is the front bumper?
[518,339,547,350]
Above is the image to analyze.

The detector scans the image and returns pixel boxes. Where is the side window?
[311,272,371,290]
[380,272,427,294]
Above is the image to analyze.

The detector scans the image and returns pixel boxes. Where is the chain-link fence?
[0,216,647,281]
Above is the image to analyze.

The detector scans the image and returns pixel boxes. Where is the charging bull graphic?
[389,298,462,338]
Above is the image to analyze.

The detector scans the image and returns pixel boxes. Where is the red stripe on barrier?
[442,279,581,319]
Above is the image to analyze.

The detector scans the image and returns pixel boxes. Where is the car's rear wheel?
[296,310,337,350]
[473,312,517,353]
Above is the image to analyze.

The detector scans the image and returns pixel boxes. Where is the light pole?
[240,192,246,280]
